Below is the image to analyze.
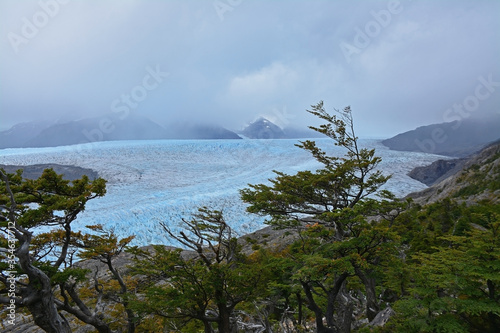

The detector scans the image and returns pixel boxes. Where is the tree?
[256,248,309,331]
[76,225,137,333]
[0,168,107,333]
[129,208,266,333]
[387,214,500,333]
[241,102,402,332]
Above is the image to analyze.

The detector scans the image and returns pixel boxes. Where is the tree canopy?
[241,102,403,332]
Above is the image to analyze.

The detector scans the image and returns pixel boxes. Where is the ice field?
[0,138,444,245]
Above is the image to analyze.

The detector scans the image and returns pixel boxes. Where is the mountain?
[0,115,242,148]
[0,120,54,149]
[164,123,241,140]
[239,117,287,139]
[407,139,500,204]
[21,114,167,148]
[382,115,500,157]
[239,118,325,139]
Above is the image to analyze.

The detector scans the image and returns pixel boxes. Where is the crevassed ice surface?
[0,139,444,245]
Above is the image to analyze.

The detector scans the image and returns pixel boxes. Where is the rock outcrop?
[408,158,466,186]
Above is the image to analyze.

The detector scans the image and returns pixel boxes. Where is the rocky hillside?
[407,140,500,204]
[408,158,467,186]
[0,164,98,181]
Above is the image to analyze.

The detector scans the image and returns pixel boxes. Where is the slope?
[407,140,500,204]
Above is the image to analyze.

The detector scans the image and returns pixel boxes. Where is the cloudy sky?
[1,0,499,137]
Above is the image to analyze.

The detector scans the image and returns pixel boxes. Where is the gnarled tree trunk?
[355,267,380,321]
[18,235,71,333]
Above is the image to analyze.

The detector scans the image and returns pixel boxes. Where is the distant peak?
[252,117,271,124]
[240,117,286,139]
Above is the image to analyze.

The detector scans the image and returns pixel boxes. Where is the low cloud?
[0,0,499,137]
[228,62,299,99]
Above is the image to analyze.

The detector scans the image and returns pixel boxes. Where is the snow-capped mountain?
[240,118,287,139]
[239,118,323,139]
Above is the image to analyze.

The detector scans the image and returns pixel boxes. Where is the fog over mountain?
[382,115,500,157]
[1,1,499,138]
[0,114,245,148]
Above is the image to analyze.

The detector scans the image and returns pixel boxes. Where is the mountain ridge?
[382,115,500,157]
[0,114,242,148]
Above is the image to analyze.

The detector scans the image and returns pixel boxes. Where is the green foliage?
[241,103,403,330]
[0,168,140,333]
[51,267,90,284]
[129,208,268,332]
[0,168,106,229]
[387,203,500,332]
[453,149,500,199]
[0,167,106,274]
[394,228,500,331]
[393,199,500,256]
[241,102,391,232]
[77,224,135,262]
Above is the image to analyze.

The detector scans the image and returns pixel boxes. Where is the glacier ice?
[0,138,445,246]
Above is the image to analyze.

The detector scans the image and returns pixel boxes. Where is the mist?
[1,0,499,137]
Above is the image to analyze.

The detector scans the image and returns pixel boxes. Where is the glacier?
[0,138,444,246]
